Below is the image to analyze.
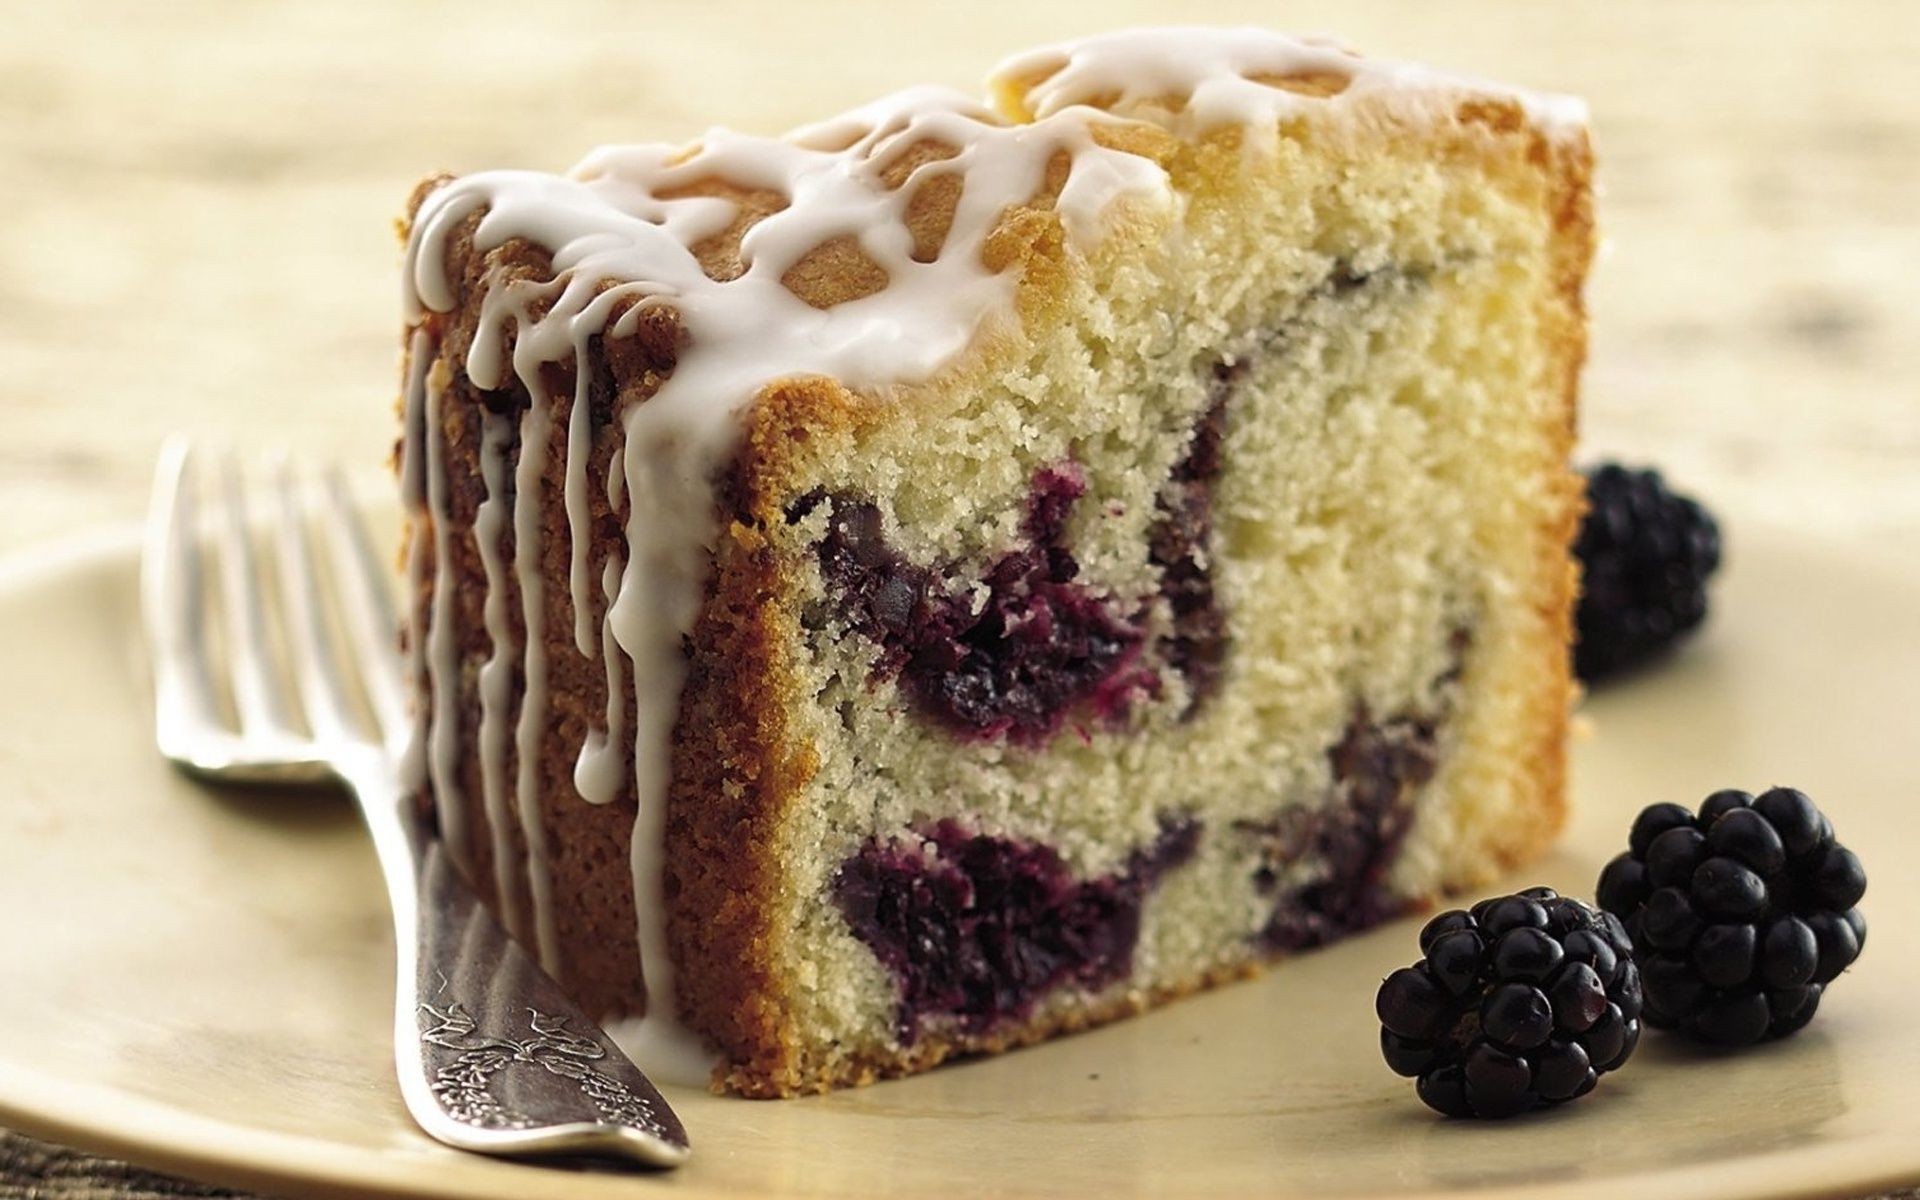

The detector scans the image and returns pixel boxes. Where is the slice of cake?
[395,27,1593,1097]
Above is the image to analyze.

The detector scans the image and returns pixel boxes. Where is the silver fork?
[141,439,690,1168]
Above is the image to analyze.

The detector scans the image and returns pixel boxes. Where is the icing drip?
[992,26,1588,142]
[585,439,629,796]
[473,411,526,942]
[512,402,562,974]
[564,354,596,657]
[400,27,1586,1075]
[421,363,470,872]
[573,553,627,807]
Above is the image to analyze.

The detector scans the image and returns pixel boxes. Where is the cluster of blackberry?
[1377,781,1868,1118]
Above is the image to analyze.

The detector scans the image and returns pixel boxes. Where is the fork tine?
[215,452,303,740]
[319,467,409,747]
[271,458,360,745]
[142,438,227,759]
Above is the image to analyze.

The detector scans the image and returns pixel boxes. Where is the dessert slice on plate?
[396,26,1594,1096]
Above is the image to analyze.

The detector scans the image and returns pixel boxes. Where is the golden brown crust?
[665,374,885,1091]
[880,139,964,263]
[664,511,811,1087]
[1484,121,1595,875]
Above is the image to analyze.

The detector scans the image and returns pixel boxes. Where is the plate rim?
[9,1052,1920,1200]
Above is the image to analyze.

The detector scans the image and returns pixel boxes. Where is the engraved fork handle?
[342,756,691,1167]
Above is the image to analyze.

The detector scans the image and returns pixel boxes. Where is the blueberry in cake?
[395,27,1595,1096]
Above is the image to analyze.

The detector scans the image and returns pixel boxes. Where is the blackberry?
[1596,786,1867,1045]
[1375,888,1642,1118]
[1574,462,1722,681]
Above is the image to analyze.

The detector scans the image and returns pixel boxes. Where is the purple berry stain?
[800,356,1251,740]
[807,463,1154,745]
[1147,359,1241,713]
[1251,706,1443,950]
[834,817,1201,1042]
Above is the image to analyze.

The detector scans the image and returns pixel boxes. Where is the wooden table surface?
[1,1,1915,1197]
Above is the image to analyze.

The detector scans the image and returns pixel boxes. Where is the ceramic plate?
[0,510,1916,1200]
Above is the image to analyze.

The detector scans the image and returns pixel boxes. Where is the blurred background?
[1,3,1916,1195]
[2,0,1917,561]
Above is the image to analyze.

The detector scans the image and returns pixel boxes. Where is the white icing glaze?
[573,553,627,807]
[399,27,1586,1075]
[576,437,630,803]
[421,361,471,874]
[473,411,526,941]
[511,401,563,974]
[991,26,1588,143]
